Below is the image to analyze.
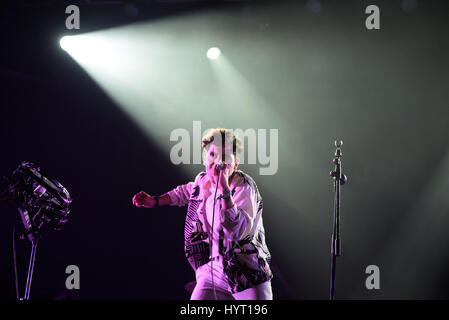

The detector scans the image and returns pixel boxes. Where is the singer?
[132,128,273,300]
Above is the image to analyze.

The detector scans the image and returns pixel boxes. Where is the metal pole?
[23,238,38,300]
[329,141,346,300]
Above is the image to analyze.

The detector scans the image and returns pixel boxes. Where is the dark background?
[1,0,449,300]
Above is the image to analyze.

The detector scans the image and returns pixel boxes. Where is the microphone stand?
[23,237,39,300]
[329,140,347,300]
[17,208,40,300]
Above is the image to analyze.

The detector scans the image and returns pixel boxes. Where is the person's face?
[203,143,239,184]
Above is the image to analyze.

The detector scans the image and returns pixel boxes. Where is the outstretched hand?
[132,191,156,208]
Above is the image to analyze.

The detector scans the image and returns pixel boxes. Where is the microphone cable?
[209,165,222,301]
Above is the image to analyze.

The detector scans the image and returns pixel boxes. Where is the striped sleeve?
[166,172,205,207]
[167,182,194,207]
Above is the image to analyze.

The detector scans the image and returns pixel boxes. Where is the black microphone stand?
[329,140,347,300]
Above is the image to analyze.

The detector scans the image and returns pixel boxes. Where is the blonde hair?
[201,128,243,158]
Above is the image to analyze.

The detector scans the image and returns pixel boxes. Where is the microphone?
[215,162,225,173]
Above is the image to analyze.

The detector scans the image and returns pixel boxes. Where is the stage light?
[59,36,72,51]
[207,47,221,60]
